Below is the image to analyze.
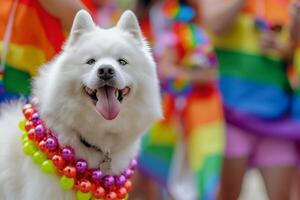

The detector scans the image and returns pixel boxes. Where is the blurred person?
[201,0,299,200]
[0,0,87,102]
[135,0,225,199]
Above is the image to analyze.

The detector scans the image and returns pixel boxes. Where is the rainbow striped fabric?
[0,0,65,102]
[138,2,225,199]
[212,0,300,138]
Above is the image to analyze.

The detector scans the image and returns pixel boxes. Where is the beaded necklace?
[19,102,136,200]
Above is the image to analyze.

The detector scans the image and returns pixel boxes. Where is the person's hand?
[259,30,290,58]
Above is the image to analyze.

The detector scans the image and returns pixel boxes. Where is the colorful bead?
[24,108,34,120]
[92,186,105,199]
[122,169,132,179]
[27,129,35,140]
[52,155,66,169]
[130,159,137,170]
[18,119,26,131]
[115,175,126,186]
[61,147,74,161]
[75,160,88,173]
[76,191,92,200]
[91,170,103,182]
[38,140,47,152]
[59,176,74,190]
[116,187,127,199]
[35,125,46,141]
[25,121,34,132]
[45,136,58,151]
[103,176,115,188]
[63,166,77,178]
[32,151,47,165]
[22,104,32,114]
[41,160,55,174]
[105,191,117,200]
[23,141,37,156]
[79,180,92,193]
[124,180,132,192]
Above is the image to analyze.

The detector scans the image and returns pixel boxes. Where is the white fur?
[0,10,162,200]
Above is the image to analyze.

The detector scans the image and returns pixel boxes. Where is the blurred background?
[1,0,300,199]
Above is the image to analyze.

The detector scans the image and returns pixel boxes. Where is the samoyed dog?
[0,10,161,200]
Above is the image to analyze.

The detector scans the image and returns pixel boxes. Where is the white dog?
[0,10,162,200]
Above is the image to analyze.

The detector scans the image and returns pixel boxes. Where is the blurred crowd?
[2,0,300,199]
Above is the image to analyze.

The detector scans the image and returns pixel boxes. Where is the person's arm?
[38,0,86,32]
[290,0,300,46]
[201,0,245,35]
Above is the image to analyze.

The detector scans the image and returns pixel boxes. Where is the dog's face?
[34,10,162,160]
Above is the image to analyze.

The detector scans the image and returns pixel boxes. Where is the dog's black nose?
[98,65,115,81]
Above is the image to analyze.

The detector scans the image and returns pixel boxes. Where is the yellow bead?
[23,141,37,156]
[21,131,27,140]
[19,119,26,131]
[22,136,29,144]
[76,191,92,200]
[41,160,55,174]
[59,176,74,190]
[32,151,47,165]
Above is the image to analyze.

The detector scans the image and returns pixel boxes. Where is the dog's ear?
[117,10,143,43]
[64,10,95,49]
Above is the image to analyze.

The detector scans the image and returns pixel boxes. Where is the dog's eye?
[86,58,96,65]
[118,58,128,66]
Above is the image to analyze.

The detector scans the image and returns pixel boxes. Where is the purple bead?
[32,113,39,121]
[45,136,58,150]
[123,168,133,179]
[130,159,138,170]
[30,97,39,105]
[115,175,126,186]
[32,119,42,126]
[75,160,88,173]
[61,147,74,161]
[34,125,45,139]
[91,170,103,182]
[103,176,115,187]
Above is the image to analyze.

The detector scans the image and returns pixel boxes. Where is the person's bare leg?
[218,157,249,200]
[291,171,300,200]
[260,166,296,200]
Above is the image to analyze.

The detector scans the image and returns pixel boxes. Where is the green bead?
[23,142,37,156]
[32,151,47,165]
[59,176,74,190]
[19,119,26,131]
[76,191,92,200]
[41,160,55,174]
[21,131,28,140]
[22,136,29,144]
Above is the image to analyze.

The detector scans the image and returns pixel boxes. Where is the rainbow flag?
[0,0,65,102]
[138,2,225,199]
[212,0,300,139]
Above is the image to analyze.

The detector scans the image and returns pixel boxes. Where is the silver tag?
[100,151,112,172]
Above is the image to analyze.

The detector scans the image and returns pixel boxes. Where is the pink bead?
[115,175,126,186]
[75,159,88,173]
[91,170,103,182]
[103,176,115,187]
[79,179,92,193]
[34,125,46,141]
[130,159,138,170]
[123,168,132,179]
[61,147,74,161]
[45,136,58,151]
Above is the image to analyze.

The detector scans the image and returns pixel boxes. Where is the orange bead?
[38,140,47,152]
[79,180,92,193]
[52,155,66,169]
[24,108,34,120]
[22,104,32,114]
[105,191,117,200]
[27,129,35,140]
[92,186,105,198]
[117,187,127,199]
[63,166,77,178]
[25,121,34,132]
[124,180,132,192]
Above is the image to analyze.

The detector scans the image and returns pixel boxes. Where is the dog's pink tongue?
[96,86,121,120]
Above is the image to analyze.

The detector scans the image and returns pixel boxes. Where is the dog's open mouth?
[83,85,130,120]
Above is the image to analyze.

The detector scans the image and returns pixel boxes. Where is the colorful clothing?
[0,0,65,102]
[138,2,225,200]
[213,0,300,138]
